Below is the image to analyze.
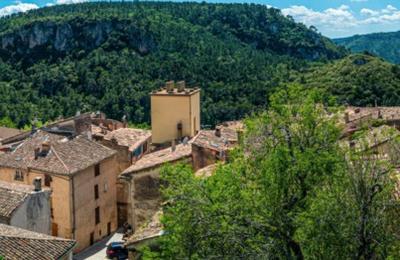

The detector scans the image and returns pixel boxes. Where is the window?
[94,185,99,200]
[107,222,111,236]
[44,174,52,187]
[95,207,100,224]
[14,169,23,181]
[94,164,100,177]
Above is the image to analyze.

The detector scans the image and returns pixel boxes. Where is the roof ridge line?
[0,233,75,242]
[50,146,70,173]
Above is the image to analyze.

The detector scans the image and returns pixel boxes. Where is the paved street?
[74,229,124,260]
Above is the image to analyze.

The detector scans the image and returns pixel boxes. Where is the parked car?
[106,242,128,260]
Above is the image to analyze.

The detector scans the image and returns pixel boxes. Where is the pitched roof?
[192,127,238,152]
[0,181,31,219]
[0,224,76,260]
[0,127,23,142]
[103,128,152,151]
[0,130,116,175]
[122,143,192,175]
[345,107,400,123]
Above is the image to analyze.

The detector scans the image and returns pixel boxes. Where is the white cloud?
[282,5,358,31]
[0,2,38,17]
[282,4,400,37]
[360,8,379,16]
[55,0,89,4]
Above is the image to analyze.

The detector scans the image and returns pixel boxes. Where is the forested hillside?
[0,2,346,127]
[334,31,400,64]
[297,54,400,106]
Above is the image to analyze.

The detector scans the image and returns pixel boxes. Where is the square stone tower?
[150,81,200,144]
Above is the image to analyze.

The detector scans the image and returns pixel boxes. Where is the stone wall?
[10,191,51,235]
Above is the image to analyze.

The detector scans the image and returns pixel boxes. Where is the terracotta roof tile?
[0,127,23,142]
[0,224,76,260]
[122,144,192,175]
[0,181,30,219]
[104,128,151,151]
[0,130,116,175]
[346,107,400,123]
[192,127,238,152]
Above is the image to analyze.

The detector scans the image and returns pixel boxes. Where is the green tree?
[151,85,400,259]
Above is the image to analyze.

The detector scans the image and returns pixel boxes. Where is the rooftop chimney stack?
[33,177,42,192]
[34,147,40,160]
[215,126,222,137]
[171,139,176,152]
[166,81,175,93]
[177,81,185,92]
[41,141,51,155]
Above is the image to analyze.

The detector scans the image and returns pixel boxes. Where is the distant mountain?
[334,32,400,64]
[298,54,400,106]
[0,2,346,127]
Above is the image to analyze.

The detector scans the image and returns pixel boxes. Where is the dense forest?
[334,31,400,64]
[297,54,400,106]
[0,2,346,128]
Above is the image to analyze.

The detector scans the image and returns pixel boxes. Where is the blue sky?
[1,0,400,38]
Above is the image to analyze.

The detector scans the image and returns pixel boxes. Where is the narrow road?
[74,229,124,260]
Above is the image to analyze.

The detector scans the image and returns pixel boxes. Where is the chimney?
[344,112,350,124]
[34,147,40,160]
[166,81,175,93]
[122,115,128,128]
[171,140,176,152]
[33,177,42,192]
[177,81,185,92]
[41,141,51,155]
[215,126,222,137]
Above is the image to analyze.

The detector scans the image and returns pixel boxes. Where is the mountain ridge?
[334,31,400,64]
[0,2,345,127]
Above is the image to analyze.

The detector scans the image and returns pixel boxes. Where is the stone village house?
[0,178,51,235]
[0,129,119,252]
[101,128,152,226]
[119,143,192,230]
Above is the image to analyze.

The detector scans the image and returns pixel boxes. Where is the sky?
[0,0,400,38]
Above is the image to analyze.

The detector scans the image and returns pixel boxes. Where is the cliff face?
[0,19,155,61]
[0,2,347,128]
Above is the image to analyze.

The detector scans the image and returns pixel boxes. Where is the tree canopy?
[150,85,400,259]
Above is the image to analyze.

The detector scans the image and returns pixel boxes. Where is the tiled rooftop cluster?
[122,143,192,175]
[0,130,116,175]
[345,106,400,123]
[104,128,151,151]
[0,127,23,143]
[192,126,238,152]
[0,224,76,260]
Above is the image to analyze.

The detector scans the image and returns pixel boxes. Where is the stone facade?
[150,81,200,144]
[0,130,119,252]
[120,144,192,230]
[0,180,51,235]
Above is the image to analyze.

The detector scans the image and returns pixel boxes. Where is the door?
[90,232,94,245]
[51,223,58,237]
